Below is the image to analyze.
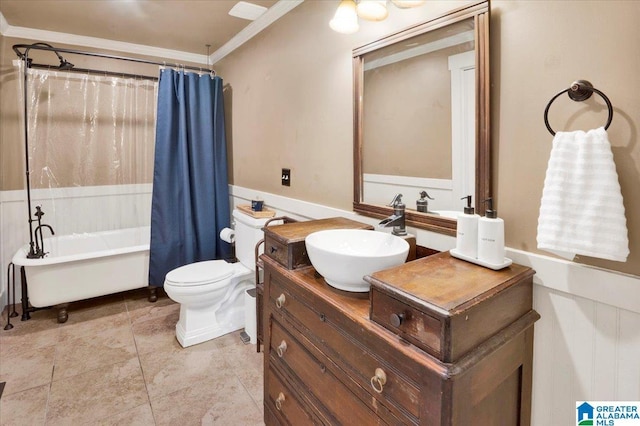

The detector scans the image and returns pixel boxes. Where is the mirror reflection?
[353,1,490,235]
[361,18,475,218]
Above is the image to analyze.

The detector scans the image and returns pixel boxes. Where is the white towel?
[537,127,629,262]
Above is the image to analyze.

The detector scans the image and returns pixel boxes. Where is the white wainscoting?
[509,249,640,425]
[0,184,152,306]
[230,185,640,426]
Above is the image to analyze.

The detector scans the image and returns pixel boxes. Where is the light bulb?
[356,0,388,22]
[329,0,360,34]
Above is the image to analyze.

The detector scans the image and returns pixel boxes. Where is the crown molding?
[209,0,304,65]
[1,23,209,65]
[0,0,303,66]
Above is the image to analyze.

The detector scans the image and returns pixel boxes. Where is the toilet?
[164,209,269,348]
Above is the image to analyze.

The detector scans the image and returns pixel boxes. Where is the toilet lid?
[164,260,235,287]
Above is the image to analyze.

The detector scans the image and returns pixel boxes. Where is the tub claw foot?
[57,304,69,323]
[148,286,158,303]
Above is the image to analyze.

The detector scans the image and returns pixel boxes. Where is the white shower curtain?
[23,67,158,235]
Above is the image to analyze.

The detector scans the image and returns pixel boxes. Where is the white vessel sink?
[305,229,409,293]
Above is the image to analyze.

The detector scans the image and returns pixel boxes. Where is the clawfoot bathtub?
[12,227,155,323]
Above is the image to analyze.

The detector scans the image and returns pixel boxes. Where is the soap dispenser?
[477,198,505,265]
[416,191,434,213]
[456,195,480,259]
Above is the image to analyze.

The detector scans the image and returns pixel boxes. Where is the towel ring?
[543,80,613,136]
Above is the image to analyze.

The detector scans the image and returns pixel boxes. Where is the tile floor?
[0,289,265,425]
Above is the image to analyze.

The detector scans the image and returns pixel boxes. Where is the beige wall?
[492,0,640,276]
[1,35,24,190]
[218,0,640,276]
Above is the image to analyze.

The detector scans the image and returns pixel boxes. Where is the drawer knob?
[277,340,288,358]
[270,246,278,254]
[275,293,286,308]
[370,368,387,394]
[275,392,285,411]
[390,312,405,327]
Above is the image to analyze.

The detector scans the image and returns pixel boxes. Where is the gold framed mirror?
[353,1,490,236]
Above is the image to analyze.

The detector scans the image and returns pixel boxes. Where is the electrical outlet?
[281,168,291,186]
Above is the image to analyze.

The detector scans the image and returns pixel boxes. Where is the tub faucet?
[34,224,55,258]
[378,193,407,236]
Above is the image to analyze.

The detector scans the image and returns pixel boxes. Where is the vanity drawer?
[265,365,316,425]
[270,320,387,425]
[264,236,299,270]
[370,288,443,359]
[269,274,420,422]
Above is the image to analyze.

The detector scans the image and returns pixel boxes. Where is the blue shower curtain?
[148,69,231,287]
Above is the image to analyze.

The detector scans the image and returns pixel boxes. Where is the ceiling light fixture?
[330,0,426,34]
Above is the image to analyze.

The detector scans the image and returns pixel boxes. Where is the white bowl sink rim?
[311,230,408,257]
[305,229,409,293]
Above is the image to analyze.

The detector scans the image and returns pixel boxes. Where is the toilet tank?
[232,209,271,270]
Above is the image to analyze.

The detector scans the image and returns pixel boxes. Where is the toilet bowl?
[163,209,270,348]
[164,260,253,347]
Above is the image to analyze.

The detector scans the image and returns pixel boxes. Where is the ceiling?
[0,0,284,61]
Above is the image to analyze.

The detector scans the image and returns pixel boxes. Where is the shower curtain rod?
[13,43,216,79]
[27,63,159,81]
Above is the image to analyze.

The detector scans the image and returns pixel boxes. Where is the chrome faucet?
[378,193,407,236]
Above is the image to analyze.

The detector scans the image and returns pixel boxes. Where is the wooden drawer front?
[264,236,309,270]
[371,288,442,358]
[269,277,420,422]
[270,320,386,426]
[265,366,315,425]
[265,236,290,268]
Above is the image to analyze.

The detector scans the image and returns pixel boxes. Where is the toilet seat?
[164,260,236,288]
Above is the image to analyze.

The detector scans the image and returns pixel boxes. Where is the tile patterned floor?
[0,289,265,425]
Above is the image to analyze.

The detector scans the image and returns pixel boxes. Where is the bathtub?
[12,226,153,321]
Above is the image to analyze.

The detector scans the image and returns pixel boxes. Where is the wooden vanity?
[261,222,538,425]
